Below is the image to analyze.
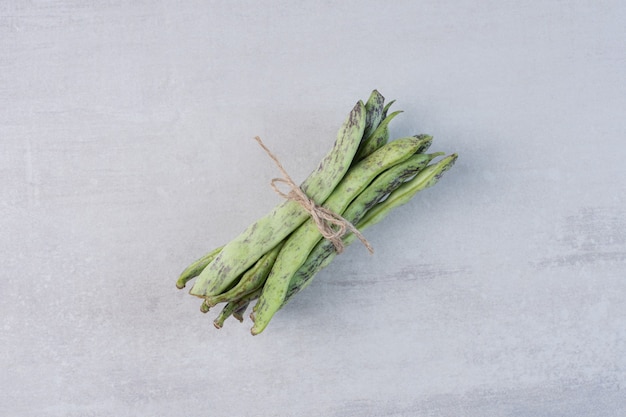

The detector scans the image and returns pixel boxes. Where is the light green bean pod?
[232,301,251,322]
[354,110,403,161]
[250,136,431,335]
[283,153,458,305]
[204,241,284,307]
[213,288,262,329]
[360,90,385,147]
[362,153,458,226]
[176,245,224,289]
[189,101,367,298]
[382,100,395,118]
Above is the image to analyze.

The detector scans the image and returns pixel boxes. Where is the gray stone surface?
[1,1,625,415]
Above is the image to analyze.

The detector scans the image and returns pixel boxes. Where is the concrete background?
[1,1,625,416]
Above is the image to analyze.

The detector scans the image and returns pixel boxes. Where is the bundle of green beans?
[176,90,457,335]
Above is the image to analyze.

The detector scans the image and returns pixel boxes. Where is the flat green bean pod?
[204,241,284,307]
[382,100,395,118]
[213,288,262,329]
[359,90,385,151]
[362,153,458,226]
[176,245,224,289]
[355,110,403,161]
[232,301,250,322]
[283,153,458,305]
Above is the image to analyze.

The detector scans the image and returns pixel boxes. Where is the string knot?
[254,136,373,254]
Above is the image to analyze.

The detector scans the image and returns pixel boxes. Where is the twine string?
[254,136,373,254]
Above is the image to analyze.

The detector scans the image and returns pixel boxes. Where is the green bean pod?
[362,153,458,226]
[283,153,458,305]
[232,301,251,322]
[250,136,430,335]
[413,134,434,154]
[213,288,262,329]
[354,110,403,161]
[360,90,385,149]
[189,101,367,298]
[204,241,284,307]
[382,100,395,118]
[176,245,224,289]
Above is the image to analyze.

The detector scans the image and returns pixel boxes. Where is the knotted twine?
[254,136,374,255]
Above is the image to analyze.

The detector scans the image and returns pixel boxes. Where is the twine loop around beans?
[254,136,373,254]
